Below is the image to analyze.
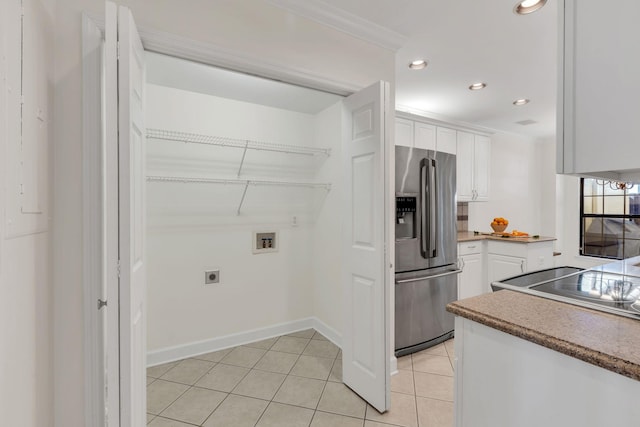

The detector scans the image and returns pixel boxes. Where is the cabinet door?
[456,131,474,201]
[458,253,485,299]
[436,126,457,154]
[473,135,490,201]
[414,122,436,150]
[487,254,526,284]
[560,0,640,177]
[395,117,414,147]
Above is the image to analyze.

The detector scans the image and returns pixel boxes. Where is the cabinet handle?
[520,260,525,273]
[467,245,476,249]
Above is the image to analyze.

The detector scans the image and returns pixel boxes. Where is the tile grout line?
[248,331,315,427]
[148,329,345,426]
[411,352,420,427]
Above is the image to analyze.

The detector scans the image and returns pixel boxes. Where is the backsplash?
[457,202,468,231]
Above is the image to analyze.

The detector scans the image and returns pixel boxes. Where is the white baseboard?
[147,317,342,367]
[311,319,341,349]
[390,355,398,375]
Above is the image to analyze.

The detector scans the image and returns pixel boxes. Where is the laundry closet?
[144,52,349,363]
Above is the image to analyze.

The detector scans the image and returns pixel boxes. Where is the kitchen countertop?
[447,288,640,381]
[457,230,556,243]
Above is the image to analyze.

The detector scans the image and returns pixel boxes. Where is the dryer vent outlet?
[205,270,220,284]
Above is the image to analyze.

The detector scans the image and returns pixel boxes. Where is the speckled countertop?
[457,230,556,243]
[447,289,640,381]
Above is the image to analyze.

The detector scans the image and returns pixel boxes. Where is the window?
[580,178,640,259]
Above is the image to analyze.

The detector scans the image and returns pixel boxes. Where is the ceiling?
[146,52,343,115]
[318,0,558,139]
[148,0,557,139]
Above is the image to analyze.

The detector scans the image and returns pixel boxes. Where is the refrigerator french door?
[395,146,459,356]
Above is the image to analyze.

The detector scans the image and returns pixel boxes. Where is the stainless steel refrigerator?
[395,146,459,357]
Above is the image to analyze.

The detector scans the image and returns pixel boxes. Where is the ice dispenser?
[396,194,417,240]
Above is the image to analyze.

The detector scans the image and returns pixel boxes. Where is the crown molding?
[265,0,407,52]
[395,104,496,136]
[83,12,359,96]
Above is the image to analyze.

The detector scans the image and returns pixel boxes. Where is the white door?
[456,131,474,201]
[342,81,391,413]
[458,253,484,299]
[473,135,490,201]
[105,2,147,426]
[487,254,526,284]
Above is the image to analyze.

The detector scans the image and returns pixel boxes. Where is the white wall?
[468,131,544,235]
[538,137,557,243]
[311,102,343,335]
[53,2,394,424]
[469,131,603,269]
[1,0,54,426]
[145,84,325,352]
[556,174,605,269]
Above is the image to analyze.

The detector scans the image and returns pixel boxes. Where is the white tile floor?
[147,329,454,427]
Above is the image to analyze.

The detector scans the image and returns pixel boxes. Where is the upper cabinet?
[436,126,457,155]
[394,112,491,201]
[558,0,640,180]
[457,131,490,202]
[394,117,436,150]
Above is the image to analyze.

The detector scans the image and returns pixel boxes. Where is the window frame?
[579,178,640,260]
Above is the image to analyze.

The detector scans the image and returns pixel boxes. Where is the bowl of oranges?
[491,217,508,233]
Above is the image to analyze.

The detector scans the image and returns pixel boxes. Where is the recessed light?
[469,82,487,91]
[409,59,428,70]
[513,98,530,106]
[514,0,547,15]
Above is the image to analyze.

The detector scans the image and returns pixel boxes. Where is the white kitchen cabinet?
[558,0,640,180]
[395,117,413,148]
[487,240,554,284]
[414,122,436,150]
[394,116,436,150]
[436,126,456,155]
[458,241,486,299]
[487,253,526,284]
[454,317,640,427]
[457,131,490,202]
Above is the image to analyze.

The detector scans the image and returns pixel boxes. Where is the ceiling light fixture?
[513,98,530,106]
[469,82,487,91]
[408,59,428,70]
[514,0,547,15]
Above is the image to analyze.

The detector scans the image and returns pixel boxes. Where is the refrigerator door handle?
[428,158,438,258]
[420,159,428,258]
[395,269,462,284]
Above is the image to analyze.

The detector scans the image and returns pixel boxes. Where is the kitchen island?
[447,256,640,427]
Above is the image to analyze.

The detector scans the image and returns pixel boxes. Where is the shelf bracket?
[237,181,250,215]
[237,141,249,178]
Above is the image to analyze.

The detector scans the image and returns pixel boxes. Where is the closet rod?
[146,175,331,190]
[146,128,331,157]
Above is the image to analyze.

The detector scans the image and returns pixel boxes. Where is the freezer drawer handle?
[395,269,462,284]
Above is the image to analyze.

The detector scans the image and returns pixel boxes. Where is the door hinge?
[98,299,108,310]
[117,260,121,278]
[116,41,120,60]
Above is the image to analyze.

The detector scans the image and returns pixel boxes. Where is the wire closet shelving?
[145,129,332,215]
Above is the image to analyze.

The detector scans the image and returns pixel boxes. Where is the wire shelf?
[147,175,331,215]
[146,175,331,190]
[146,128,331,157]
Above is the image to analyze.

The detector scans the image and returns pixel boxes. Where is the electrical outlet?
[205,270,220,284]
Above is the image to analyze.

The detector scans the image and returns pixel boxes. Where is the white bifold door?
[341,81,391,413]
[105,2,146,426]
[103,1,390,421]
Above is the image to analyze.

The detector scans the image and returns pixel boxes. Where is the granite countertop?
[447,290,640,381]
[457,230,556,244]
